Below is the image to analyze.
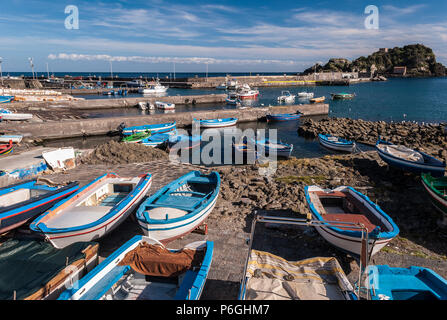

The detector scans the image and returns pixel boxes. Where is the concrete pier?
[1,104,329,140]
[6,94,228,110]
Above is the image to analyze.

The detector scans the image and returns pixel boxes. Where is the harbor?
[1,0,447,303]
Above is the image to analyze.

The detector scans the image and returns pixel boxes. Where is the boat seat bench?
[324,213,377,232]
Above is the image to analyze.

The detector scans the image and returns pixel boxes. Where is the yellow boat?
[310,96,325,103]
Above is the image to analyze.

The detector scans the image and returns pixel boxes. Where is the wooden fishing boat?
[136,171,220,243]
[0,96,14,104]
[140,132,172,147]
[0,239,98,300]
[155,101,175,110]
[193,117,238,128]
[0,135,23,144]
[239,214,358,300]
[331,93,355,100]
[376,139,446,177]
[421,173,447,216]
[367,265,447,300]
[253,138,293,158]
[240,250,357,300]
[57,235,213,300]
[122,131,151,143]
[0,140,13,155]
[0,109,33,121]
[0,179,79,234]
[318,134,356,152]
[30,173,152,249]
[297,92,314,98]
[266,113,301,122]
[305,185,399,257]
[122,122,176,136]
[309,96,326,103]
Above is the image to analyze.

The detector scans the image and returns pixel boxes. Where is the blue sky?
[1,0,446,72]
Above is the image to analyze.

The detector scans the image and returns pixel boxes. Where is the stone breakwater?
[298,118,447,161]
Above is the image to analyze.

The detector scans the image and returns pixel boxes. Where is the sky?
[0,0,446,73]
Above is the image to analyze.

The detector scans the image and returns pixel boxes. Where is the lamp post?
[0,57,3,86]
[28,57,35,80]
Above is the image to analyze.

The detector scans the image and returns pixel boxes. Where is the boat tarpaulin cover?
[0,239,96,300]
[378,144,424,163]
[244,250,353,300]
[118,242,204,277]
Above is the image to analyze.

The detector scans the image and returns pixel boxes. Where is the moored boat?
[236,84,259,100]
[30,173,152,248]
[266,113,301,122]
[309,96,326,103]
[0,239,99,300]
[0,108,33,121]
[155,101,175,110]
[254,138,293,158]
[318,134,356,152]
[122,121,177,136]
[136,171,220,243]
[0,96,14,104]
[376,139,446,177]
[0,140,13,155]
[140,132,173,147]
[305,185,399,257]
[331,93,355,100]
[421,173,447,216]
[277,91,295,103]
[138,80,168,94]
[122,131,151,143]
[0,179,79,234]
[0,135,23,144]
[168,134,202,150]
[193,117,238,128]
[58,235,213,300]
[366,265,447,300]
[297,92,314,98]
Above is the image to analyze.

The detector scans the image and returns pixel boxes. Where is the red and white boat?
[236,84,259,100]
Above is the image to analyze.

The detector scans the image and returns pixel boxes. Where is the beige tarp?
[378,144,424,163]
[244,250,353,300]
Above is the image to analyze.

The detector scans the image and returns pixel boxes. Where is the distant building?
[379,48,389,53]
[393,66,407,75]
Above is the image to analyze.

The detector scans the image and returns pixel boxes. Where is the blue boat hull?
[266,114,301,122]
[122,122,177,136]
[368,265,447,300]
[376,140,446,177]
[0,180,79,234]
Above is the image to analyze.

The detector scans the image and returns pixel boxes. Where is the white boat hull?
[138,194,218,243]
[1,113,33,121]
[0,135,23,143]
[44,179,152,249]
[319,137,355,152]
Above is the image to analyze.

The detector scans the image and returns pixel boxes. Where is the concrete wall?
[3,104,329,140]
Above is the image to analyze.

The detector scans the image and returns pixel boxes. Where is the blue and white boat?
[266,113,301,122]
[0,96,14,104]
[305,185,399,257]
[318,134,356,153]
[376,139,446,177]
[193,117,238,128]
[367,265,447,300]
[0,180,79,234]
[122,122,176,136]
[0,135,23,144]
[58,235,213,300]
[140,130,177,147]
[253,138,293,158]
[30,173,152,248]
[136,171,220,243]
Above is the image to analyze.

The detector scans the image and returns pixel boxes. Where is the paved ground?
[39,161,251,300]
